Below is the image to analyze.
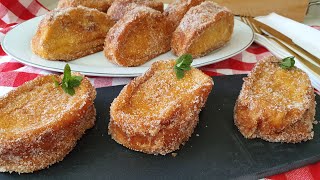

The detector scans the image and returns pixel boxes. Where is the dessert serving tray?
[1,75,319,179]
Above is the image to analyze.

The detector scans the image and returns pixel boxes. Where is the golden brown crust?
[171,1,234,58]
[31,6,115,61]
[0,74,96,173]
[164,0,204,32]
[57,0,113,13]
[108,60,213,155]
[107,0,164,21]
[104,6,171,67]
[234,56,316,143]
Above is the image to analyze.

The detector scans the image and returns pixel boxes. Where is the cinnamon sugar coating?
[108,60,213,155]
[57,0,113,13]
[107,0,164,21]
[0,74,96,173]
[234,56,316,143]
[164,0,204,33]
[171,1,234,58]
[31,6,115,61]
[104,6,171,67]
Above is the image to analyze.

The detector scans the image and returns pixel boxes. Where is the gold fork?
[240,16,320,76]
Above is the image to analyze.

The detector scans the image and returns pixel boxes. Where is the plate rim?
[1,16,254,77]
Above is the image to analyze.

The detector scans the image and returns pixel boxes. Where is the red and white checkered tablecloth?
[0,0,320,179]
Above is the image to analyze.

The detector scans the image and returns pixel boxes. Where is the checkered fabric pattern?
[0,0,319,179]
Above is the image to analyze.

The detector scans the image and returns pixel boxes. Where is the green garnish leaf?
[63,63,71,82]
[52,76,60,87]
[174,66,185,79]
[174,54,193,79]
[72,76,83,82]
[54,64,83,96]
[64,87,75,96]
[280,56,295,69]
[54,80,59,87]
[69,76,83,87]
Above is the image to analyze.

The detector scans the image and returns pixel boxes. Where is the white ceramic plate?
[2,16,254,77]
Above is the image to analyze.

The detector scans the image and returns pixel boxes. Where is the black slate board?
[1,75,320,180]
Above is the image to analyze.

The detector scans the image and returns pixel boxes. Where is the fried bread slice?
[0,74,96,173]
[163,0,204,32]
[108,60,213,155]
[234,56,316,143]
[104,6,171,67]
[57,0,113,12]
[107,0,164,21]
[171,2,234,58]
[31,6,115,61]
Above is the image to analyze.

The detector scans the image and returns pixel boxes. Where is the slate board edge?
[256,154,320,179]
[0,74,318,179]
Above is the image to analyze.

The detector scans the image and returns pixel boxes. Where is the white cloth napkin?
[256,13,320,59]
[253,13,320,92]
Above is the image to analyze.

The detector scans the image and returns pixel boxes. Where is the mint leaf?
[174,54,193,79]
[176,54,192,68]
[72,76,83,82]
[280,56,295,69]
[174,66,184,79]
[69,76,82,87]
[54,80,60,87]
[63,64,71,82]
[52,76,60,87]
[175,54,185,65]
[63,87,75,96]
[53,64,83,96]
